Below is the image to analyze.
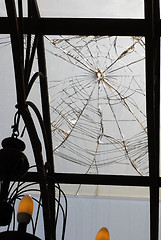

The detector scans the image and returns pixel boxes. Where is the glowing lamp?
[17,195,33,226]
[95,227,110,240]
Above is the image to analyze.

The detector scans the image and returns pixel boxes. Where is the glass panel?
[0,35,39,166]
[0,35,16,139]
[0,1,7,16]
[38,0,144,18]
[1,0,144,18]
[57,185,150,240]
[45,35,147,176]
[60,184,149,197]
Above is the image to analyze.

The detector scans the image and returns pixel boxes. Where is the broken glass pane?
[45,35,147,176]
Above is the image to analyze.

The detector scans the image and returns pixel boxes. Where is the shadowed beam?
[145,0,160,240]
[0,18,148,36]
[20,172,151,187]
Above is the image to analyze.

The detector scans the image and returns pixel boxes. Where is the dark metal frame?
[3,1,55,239]
[0,0,160,239]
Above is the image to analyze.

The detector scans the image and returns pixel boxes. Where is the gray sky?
[0,0,144,18]
[38,0,144,18]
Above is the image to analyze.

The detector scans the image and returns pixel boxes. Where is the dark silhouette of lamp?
[0,231,41,240]
[0,137,29,226]
[0,201,13,226]
[95,227,110,240]
[0,137,29,180]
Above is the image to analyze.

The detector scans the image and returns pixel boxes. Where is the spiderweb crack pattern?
[47,35,148,177]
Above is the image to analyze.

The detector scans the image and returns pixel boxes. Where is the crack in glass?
[47,36,147,176]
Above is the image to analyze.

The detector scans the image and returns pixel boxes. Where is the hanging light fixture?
[0,201,13,226]
[95,227,110,240]
[0,137,29,227]
[0,195,41,240]
[0,137,29,180]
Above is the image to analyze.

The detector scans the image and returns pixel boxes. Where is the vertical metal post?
[30,0,55,238]
[144,0,160,239]
[5,0,26,106]
[37,36,56,240]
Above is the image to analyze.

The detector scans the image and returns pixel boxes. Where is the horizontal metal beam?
[19,172,153,187]
[0,18,148,36]
[53,173,151,187]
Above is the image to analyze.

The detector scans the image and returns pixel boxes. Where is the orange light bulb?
[95,227,110,240]
[17,195,33,224]
[18,195,33,216]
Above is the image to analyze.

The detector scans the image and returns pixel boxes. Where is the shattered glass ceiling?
[45,36,147,177]
[0,1,148,198]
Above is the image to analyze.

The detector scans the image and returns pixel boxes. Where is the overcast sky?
[0,0,144,18]
[38,0,144,18]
